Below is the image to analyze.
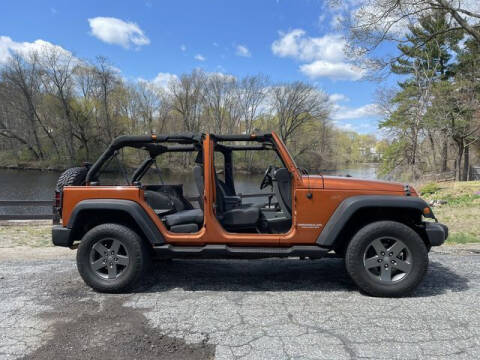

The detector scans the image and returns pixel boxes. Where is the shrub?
[420,182,441,195]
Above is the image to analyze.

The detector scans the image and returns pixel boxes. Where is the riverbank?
[419,180,480,244]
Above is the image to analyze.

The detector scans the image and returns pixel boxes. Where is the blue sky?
[0,0,399,134]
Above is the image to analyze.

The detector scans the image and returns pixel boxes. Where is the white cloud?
[271,29,364,81]
[272,29,345,62]
[332,103,381,120]
[88,17,150,49]
[180,44,187,52]
[329,93,349,103]
[0,36,73,64]
[137,72,179,91]
[300,60,366,81]
[235,44,251,57]
[152,72,178,89]
[194,54,206,61]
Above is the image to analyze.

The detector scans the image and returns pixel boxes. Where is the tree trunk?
[428,131,436,168]
[441,131,448,172]
[462,145,470,181]
[455,140,464,181]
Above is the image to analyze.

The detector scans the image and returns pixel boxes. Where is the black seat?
[215,181,260,229]
[193,165,204,210]
[272,168,292,216]
[164,208,204,227]
[194,164,259,230]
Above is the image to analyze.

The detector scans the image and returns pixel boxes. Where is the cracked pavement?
[0,252,479,359]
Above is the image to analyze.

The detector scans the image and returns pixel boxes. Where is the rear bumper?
[425,222,448,247]
[52,225,73,247]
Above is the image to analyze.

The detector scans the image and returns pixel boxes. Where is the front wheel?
[77,223,151,293]
[345,221,428,297]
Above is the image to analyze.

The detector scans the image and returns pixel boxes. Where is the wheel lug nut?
[389,252,393,257]
[377,259,382,263]
[391,260,395,264]
[381,252,385,256]
[384,264,388,268]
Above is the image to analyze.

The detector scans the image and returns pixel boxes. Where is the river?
[0,165,379,215]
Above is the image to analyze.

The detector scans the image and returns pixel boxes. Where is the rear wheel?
[345,221,428,297]
[77,223,151,293]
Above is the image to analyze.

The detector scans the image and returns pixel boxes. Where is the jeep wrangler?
[52,132,448,297]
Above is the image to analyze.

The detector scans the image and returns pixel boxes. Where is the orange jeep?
[52,132,447,297]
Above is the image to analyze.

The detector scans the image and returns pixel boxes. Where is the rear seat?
[164,208,204,233]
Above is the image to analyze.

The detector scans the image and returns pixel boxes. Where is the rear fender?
[67,199,164,245]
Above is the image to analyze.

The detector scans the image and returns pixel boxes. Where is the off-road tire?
[55,166,87,192]
[77,223,151,293]
[345,221,428,297]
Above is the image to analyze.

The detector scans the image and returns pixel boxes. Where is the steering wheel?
[260,165,274,190]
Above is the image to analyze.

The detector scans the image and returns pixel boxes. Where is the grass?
[419,180,480,244]
[0,224,52,248]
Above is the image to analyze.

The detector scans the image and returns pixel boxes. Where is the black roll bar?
[86,133,202,183]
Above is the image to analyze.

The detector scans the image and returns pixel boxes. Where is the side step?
[152,244,330,259]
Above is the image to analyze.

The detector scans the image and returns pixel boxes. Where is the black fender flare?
[68,199,165,245]
[316,195,432,247]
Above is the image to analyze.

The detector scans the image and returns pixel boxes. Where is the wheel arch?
[68,199,165,246]
[317,195,431,253]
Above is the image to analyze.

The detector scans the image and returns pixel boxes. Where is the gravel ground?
[0,250,479,360]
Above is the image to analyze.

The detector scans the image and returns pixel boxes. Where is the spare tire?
[56,166,88,192]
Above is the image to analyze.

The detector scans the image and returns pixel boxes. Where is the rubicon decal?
[298,223,323,229]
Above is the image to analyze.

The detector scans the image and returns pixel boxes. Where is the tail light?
[53,190,62,224]
[54,191,61,208]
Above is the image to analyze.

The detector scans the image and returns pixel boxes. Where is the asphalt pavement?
[0,252,479,359]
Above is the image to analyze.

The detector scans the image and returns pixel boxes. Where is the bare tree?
[270,82,330,144]
[39,47,77,162]
[237,75,268,134]
[203,73,239,133]
[170,69,205,133]
[0,53,50,159]
[92,56,120,144]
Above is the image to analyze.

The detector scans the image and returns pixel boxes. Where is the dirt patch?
[0,246,74,260]
[22,294,215,360]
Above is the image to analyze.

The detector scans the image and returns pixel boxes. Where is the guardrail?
[0,192,273,221]
[0,200,53,220]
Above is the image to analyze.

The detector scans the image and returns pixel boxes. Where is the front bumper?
[425,222,448,247]
[52,225,73,247]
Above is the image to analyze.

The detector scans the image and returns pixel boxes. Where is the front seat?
[215,180,260,230]
[272,168,292,217]
[194,164,260,230]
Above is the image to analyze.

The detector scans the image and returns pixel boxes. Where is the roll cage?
[85,133,204,183]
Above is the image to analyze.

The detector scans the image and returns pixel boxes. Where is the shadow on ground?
[139,257,469,297]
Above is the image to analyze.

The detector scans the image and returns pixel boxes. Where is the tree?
[169,69,205,133]
[270,82,330,144]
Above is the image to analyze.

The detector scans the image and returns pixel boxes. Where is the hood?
[301,174,411,194]
[323,176,407,193]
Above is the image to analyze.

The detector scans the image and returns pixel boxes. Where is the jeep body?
[52,132,448,296]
